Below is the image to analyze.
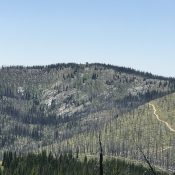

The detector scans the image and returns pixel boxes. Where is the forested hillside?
[1,63,175,173]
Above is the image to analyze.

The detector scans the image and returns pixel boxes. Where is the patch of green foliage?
[1,151,168,175]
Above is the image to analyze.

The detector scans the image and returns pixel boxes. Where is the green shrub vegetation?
[1,151,168,175]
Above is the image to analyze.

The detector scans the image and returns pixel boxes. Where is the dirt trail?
[149,103,175,132]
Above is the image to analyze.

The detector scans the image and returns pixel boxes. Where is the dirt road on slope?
[149,103,175,132]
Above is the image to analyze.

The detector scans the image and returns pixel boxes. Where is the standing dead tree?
[99,133,103,175]
[137,145,157,175]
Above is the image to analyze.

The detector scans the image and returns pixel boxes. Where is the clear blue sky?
[0,0,175,77]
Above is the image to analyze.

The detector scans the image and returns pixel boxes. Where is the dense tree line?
[2,62,175,80]
[1,151,168,175]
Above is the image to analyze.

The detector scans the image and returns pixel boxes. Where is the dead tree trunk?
[99,133,103,175]
[137,145,157,175]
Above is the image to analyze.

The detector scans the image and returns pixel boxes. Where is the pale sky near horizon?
[0,0,175,77]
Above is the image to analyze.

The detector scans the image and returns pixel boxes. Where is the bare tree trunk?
[137,145,157,175]
[99,133,103,175]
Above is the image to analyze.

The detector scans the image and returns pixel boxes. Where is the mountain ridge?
[1,62,174,80]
